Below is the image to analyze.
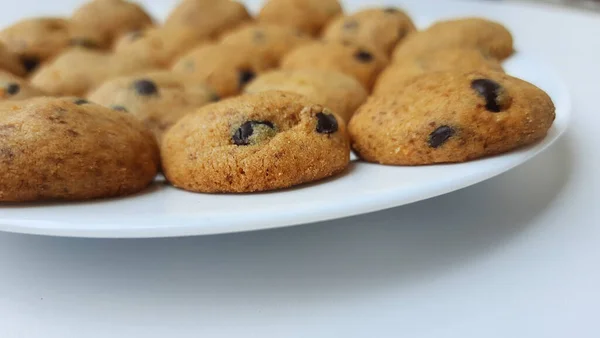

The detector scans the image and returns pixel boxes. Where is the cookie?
[0,43,26,77]
[0,70,46,101]
[220,23,313,68]
[373,47,504,95]
[171,43,271,98]
[114,26,208,69]
[71,0,154,45]
[245,69,367,122]
[88,71,218,139]
[281,41,388,90]
[161,91,350,193]
[0,18,72,73]
[0,97,159,202]
[322,7,416,55]
[165,0,251,39]
[392,18,514,62]
[348,70,555,165]
[258,0,343,36]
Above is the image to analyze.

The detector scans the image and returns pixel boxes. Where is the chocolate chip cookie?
[0,97,159,202]
[374,47,504,96]
[281,41,388,90]
[161,91,350,193]
[245,69,367,122]
[349,70,555,165]
[393,17,514,62]
[322,7,416,55]
[258,0,343,36]
[0,70,45,101]
[88,71,218,139]
[171,43,271,97]
[220,23,313,68]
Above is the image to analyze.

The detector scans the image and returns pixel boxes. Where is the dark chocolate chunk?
[238,70,256,88]
[354,50,373,63]
[428,125,455,148]
[316,112,338,134]
[233,121,274,146]
[5,83,20,96]
[471,79,503,112]
[133,79,158,96]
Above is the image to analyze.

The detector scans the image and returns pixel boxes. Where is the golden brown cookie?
[245,69,367,122]
[161,91,350,193]
[258,0,343,36]
[0,42,26,77]
[0,70,46,101]
[171,43,272,98]
[393,17,514,62]
[349,70,555,165]
[281,41,388,90]
[165,0,251,39]
[114,26,208,69]
[322,7,416,55]
[71,0,154,45]
[0,97,159,202]
[373,47,504,95]
[88,71,218,139]
[220,23,312,68]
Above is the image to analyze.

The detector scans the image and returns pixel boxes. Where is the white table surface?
[1,1,599,337]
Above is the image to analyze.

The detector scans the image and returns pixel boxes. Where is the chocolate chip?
[471,79,503,112]
[111,105,128,112]
[238,70,256,88]
[232,121,275,146]
[133,79,158,96]
[316,112,338,134]
[6,83,20,95]
[428,126,455,148]
[384,7,399,13]
[20,56,40,73]
[74,98,89,105]
[354,50,373,63]
[69,38,99,49]
[343,20,359,30]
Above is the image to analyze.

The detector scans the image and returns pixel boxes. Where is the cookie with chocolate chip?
[392,17,514,62]
[245,69,367,122]
[88,71,218,139]
[161,91,350,193]
[281,41,388,90]
[373,47,504,96]
[258,0,343,36]
[0,97,159,202]
[322,7,416,55]
[0,70,45,101]
[165,0,250,39]
[349,70,555,165]
[220,23,312,68]
[171,43,271,98]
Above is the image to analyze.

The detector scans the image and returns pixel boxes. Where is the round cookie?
[0,97,159,202]
[0,43,26,77]
[165,0,251,39]
[114,26,208,69]
[71,0,154,45]
[171,43,271,98]
[322,7,416,55]
[348,70,555,165]
[88,71,219,139]
[373,48,504,95]
[0,70,46,101]
[220,23,313,68]
[0,18,72,73]
[281,41,388,91]
[161,91,350,193]
[393,18,514,62]
[245,69,367,122]
[258,0,343,36]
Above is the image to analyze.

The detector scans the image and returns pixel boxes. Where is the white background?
[1,0,600,337]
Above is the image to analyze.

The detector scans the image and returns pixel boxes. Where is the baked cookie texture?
[220,23,313,68]
[0,97,159,202]
[165,0,251,39]
[322,7,416,55]
[258,0,343,36]
[245,69,367,122]
[0,70,46,101]
[88,71,219,139]
[71,0,154,45]
[171,43,272,98]
[161,91,350,193]
[374,47,504,95]
[393,17,514,61]
[281,41,388,91]
[349,70,555,165]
